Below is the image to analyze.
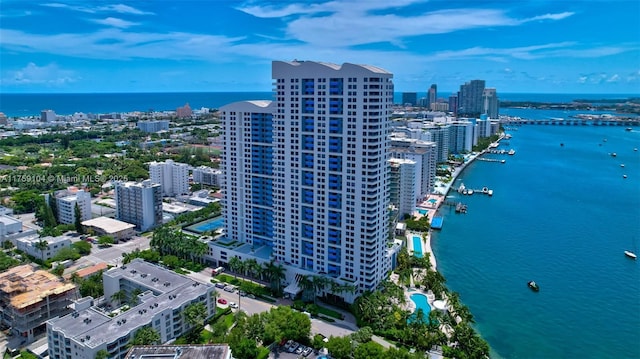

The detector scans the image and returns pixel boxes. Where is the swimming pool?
[428,198,437,204]
[409,293,431,323]
[184,217,224,234]
[417,209,428,215]
[412,236,423,258]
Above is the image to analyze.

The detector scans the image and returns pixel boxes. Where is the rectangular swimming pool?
[184,217,224,234]
[412,236,423,258]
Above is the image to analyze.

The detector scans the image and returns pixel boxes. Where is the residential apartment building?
[176,103,192,119]
[14,235,73,261]
[47,259,216,359]
[458,80,485,115]
[192,166,223,187]
[482,88,499,118]
[137,120,169,133]
[427,84,437,110]
[449,121,475,154]
[401,92,418,106]
[149,159,190,197]
[389,158,417,218]
[114,180,162,231]
[56,189,92,225]
[41,110,57,122]
[422,124,450,163]
[0,264,77,341]
[218,60,395,300]
[390,137,437,201]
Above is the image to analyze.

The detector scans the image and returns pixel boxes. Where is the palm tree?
[183,302,207,330]
[311,275,329,304]
[35,239,49,261]
[263,261,285,296]
[111,290,127,305]
[228,257,242,280]
[299,275,314,303]
[244,258,261,280]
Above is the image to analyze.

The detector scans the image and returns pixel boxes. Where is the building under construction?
[0,264,77,342]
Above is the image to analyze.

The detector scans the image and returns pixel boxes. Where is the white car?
[229,302,238,309]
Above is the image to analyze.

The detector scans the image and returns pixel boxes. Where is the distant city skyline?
[1,0,639,94]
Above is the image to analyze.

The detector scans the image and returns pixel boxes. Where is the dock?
[431,216,444,229]
[477,158,506,164]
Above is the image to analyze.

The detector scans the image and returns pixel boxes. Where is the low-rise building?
[125,344,232,359]
[81,217,135,242]
[56,189,92,225]
[137,120,169,133]
[192,166,223,187]
[14,235,72,261]
[47,259,217,359]
[0,264,77,342]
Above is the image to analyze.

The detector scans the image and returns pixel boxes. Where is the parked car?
[287,343,299,353]
[247,293,256,299]
[217,298,227,305]
[214,283,226,289]
[223,285,235,292]
[302,347,313,357]
[229,302,238,309]
[239,291,247,297]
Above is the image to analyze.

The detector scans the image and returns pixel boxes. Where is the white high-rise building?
[449,121,475,154]
[482,88,499,119]
[149,159,189,197]
[218,60,394,300]
[423,124,450,163]
[389,158,416,218]
[390,137,437,201]
[41,110,56,122]
[114,180,162,231]
[56,190,92,225]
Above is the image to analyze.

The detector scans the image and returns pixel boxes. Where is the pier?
[500,117,640,127]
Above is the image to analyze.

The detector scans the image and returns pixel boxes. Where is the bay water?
[433,112,640,358]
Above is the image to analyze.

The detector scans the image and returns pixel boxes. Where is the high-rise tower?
[220,61,394,298]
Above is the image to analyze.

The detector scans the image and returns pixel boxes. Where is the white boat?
[488,189,494,196]
[508,149,516,155]
[621,164,625,168]
[624,251,637,259]
[467,189,474,195]
[458,183,466,194]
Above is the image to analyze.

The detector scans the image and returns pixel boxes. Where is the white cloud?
[41,3,153,15]
[523,12,575,22]
[92,17,139,28]
[4,62,79,85]
[606,74,620,83]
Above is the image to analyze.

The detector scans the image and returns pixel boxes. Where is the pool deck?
[406,231,437,270]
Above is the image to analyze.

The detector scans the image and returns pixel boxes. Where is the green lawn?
[317,306,343,320]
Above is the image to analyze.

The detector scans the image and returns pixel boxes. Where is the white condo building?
[47,259,216,359]
[390,137,437,201]
[192,166,223,187]
[114,180,162,231]
[217,60,394,300]
[149,159,190,197]
[449,121,475,154]
[423,124,450,163]
[389,158,417,218]
[56,190,92,225]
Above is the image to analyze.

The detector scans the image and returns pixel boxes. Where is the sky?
[1,0,639,94]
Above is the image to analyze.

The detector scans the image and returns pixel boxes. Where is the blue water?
[409,293,432,323]
[433,123,640,358]
[186,217,224,234]
[412,236,424,258]
[417,209,428,215]
[2,92,637,118]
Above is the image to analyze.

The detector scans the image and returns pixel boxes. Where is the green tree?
[97,235,114,247]
[72,240,92,255]
[263,261,285,296]
[260,306,311,344]
[183,302,208,330]
[74,203,84,234]
[111,290,127,305]
[11,190,42,214]
[35,239,49,261]
[94,349,108,359]
[325,336,353,359]
[351,326,373,344]
[228,256,242,280]
[354,341,385,359]
[129,326,161,346]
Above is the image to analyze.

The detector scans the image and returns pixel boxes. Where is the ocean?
[432,110,640,358]
[1,92,638,118]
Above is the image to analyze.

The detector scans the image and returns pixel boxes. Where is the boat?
[467,189,474,195]
[488,189,493,196]
[626,127,633,131]
[528,281,540,292]
[508,149,516,155]
[560,143,564,147]
[457,183,466,194]
[501,159,506,164]
[624,251,637,259]
[611,152,617,157]
[482,187,489,194]
[621,164,625,168]
[623,175,628,179]
[635,148,638,152]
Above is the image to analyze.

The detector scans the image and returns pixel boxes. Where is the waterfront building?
[428,84,437,110]
[390,137,437,201]
[389,158,417,218]
[402,92,418,106]
[176,103,192,119]
[149,159,190,197]
[216,60,395,301]
[475,117,493,139]
[137,120,169,133]
[449,121,475,154]
[192,166,223,187]
[458,80,486,115]
[114,180,162,231]
[0,264,77,342]
[432,101,449,112]
[483,88,499,118]
[47,259,217,359]
[41,109,56,122]
[55,189,92,225]
[423,124,451,163]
